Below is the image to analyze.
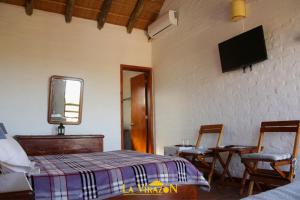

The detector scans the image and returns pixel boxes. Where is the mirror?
[48,76,84,125]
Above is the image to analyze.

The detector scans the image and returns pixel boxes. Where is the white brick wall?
[152,0,300,177]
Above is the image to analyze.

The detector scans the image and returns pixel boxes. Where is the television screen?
[218,25,268,73]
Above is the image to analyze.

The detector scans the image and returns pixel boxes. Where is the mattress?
[28,150,209,200]
[242,180,300,200]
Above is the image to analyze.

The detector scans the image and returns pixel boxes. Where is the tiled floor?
[199,183,241,200]
[199,180,258,200]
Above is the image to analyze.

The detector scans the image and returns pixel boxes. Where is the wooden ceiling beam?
[3,0,164,31]
[65,0,75,23]
[25,0,34,16]
[97,0,113,30]
[25,0,149,23]
[127,0,145,33]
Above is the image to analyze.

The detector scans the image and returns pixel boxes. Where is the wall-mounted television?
[218,25,268,73]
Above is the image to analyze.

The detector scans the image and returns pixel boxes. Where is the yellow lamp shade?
[231,0,246,22]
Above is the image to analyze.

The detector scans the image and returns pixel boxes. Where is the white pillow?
[0,135,31,168]
[0,161,40,174]
[1,162,32,173]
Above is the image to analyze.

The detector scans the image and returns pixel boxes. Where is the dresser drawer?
[14,135,104,156]
[61,137,103,154]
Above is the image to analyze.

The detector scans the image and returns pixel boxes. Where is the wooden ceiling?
[2,0,165,33]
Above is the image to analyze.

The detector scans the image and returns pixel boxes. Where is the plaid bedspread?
[29,150,209,200]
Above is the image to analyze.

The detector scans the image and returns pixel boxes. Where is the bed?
[242,180,300,200]
[14,135,209,200]
[28,150,209,200]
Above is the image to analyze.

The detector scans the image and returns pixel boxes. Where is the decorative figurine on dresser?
[57,123,65,135]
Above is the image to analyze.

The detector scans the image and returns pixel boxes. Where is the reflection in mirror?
[48,76,83,125]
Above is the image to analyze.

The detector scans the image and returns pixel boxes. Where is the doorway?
[120,64,154,154]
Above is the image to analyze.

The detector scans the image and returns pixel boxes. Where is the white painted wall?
[152,0,300,177]
[0,3,151,151]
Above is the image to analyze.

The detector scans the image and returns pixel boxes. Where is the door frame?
[120,64,154,153]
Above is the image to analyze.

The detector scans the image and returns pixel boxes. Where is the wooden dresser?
[14,135,104,156]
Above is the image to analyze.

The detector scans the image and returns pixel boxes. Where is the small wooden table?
[209,145,259,184]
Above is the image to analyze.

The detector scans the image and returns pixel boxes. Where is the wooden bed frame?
[15,135,204,200]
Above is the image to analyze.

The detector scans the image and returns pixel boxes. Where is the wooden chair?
[241,120,300,195]
[179,124,224,184]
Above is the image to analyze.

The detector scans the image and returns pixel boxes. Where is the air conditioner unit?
[147,10,177,38]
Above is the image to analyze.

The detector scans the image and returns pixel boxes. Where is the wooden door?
[130,74,147,153]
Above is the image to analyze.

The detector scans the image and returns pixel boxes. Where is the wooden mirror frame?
[48,75,84,125]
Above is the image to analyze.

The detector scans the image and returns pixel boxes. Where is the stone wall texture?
[152,0,300,177]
